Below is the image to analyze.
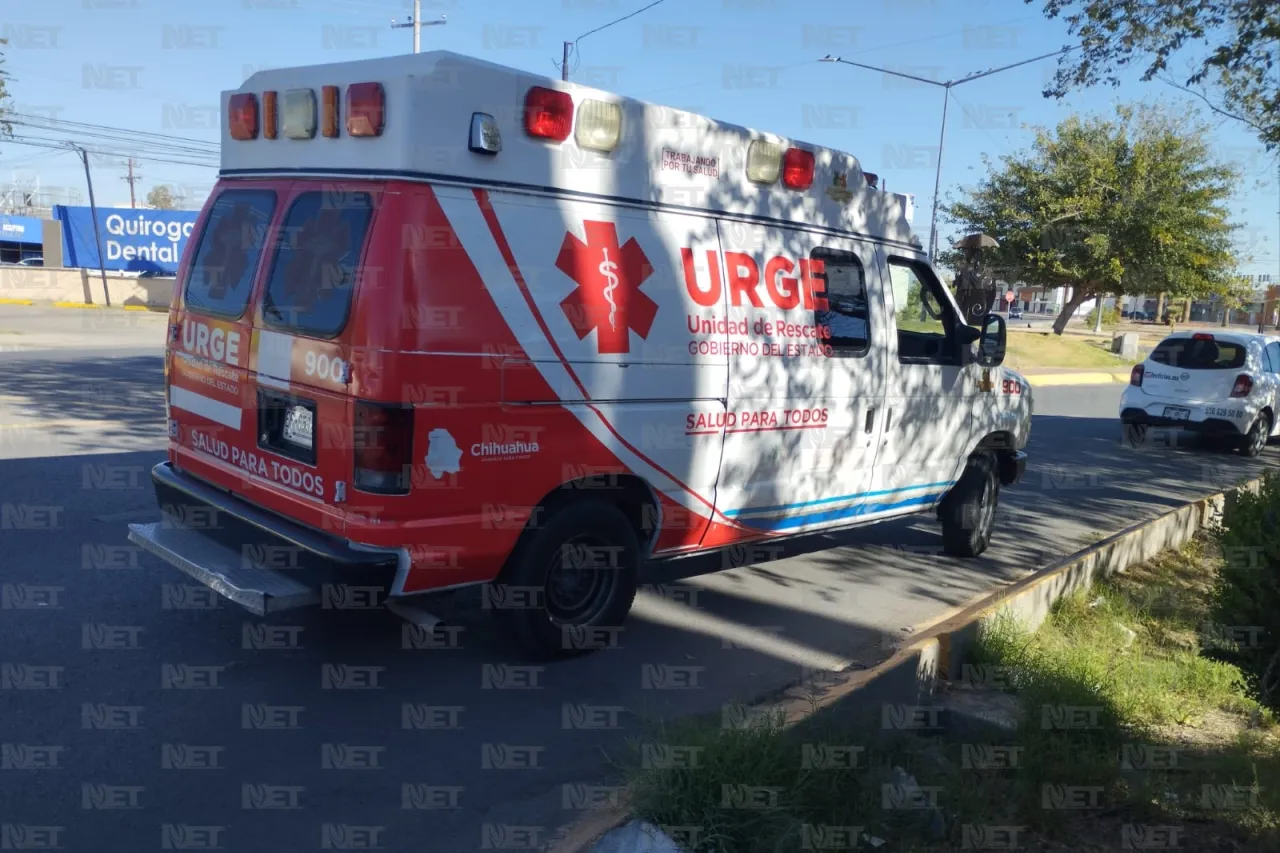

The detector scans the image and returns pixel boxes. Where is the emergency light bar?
[229,93,258,140]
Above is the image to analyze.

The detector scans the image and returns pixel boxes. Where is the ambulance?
[128,51,1031,658]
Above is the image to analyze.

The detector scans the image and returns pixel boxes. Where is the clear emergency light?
[746,140,782,183]
[283,89,317,139]
[575,99,621,152]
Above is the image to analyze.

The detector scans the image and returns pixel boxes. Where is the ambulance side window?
[811,248,870,357]
[889,257,959,366]
[183,190,276,319]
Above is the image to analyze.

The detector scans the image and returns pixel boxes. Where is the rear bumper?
[128,462,401,615]
[1120,408,1245,436]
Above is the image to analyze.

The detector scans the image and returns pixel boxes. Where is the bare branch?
[1155,72,1268,135]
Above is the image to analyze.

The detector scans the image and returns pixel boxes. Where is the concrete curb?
[573,472,1267,853]
[0,297,168,313]
[1022,370,1132,387]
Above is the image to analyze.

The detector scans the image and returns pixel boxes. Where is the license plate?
[1162,406,1191,421]
[282,405,314,447]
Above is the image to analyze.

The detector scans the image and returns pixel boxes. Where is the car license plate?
[282,405,314,447]
[1162,406,1191,421]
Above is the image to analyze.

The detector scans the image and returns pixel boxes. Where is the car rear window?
[262,191,374,338]
[1150,337,1247,370]
[183,190,276,318]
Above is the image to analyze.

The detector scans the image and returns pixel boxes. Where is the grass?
[624,539,1280,852]
[1003,329,1139,372]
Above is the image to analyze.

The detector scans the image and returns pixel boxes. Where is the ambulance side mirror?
[975,313,1007,367]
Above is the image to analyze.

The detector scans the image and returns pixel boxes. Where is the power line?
[4,135,218,170]
[8,114,218,157]
[560,0,666,81]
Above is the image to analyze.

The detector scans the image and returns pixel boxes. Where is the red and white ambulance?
[129,51,1031,657]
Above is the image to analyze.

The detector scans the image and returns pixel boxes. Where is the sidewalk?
[1018,366,1132,387]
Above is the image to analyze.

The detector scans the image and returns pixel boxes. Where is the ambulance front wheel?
[492,500,640,660]
[938,452,999,558]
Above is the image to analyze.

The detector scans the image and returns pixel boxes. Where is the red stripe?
[471,188,743,529]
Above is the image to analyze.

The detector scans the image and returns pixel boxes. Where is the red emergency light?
[229,93,259,141]
[346,82,385,137]
[524,86,573,142]
[782,147,815,190]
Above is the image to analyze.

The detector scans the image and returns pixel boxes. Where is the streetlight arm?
[950,47,1075,87]
[820,56,945,88]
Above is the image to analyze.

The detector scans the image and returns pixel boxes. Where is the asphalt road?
[0,305,1273,852]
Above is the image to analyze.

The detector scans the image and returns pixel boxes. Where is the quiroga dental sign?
[54,205,199,274]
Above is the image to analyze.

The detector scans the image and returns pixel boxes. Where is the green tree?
[1032,0,1280,149]
[944,105,1241,336]
[146,185,177,210]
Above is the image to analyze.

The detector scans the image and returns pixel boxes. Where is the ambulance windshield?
[262,191,374,338]
[183,190,276,318]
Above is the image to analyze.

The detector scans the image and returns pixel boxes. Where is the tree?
[146,185,177,210]
[943,105,1241,335]
[1033,0,1280,150]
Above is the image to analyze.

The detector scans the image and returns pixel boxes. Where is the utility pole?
[69,144,111,308]
[390,4,446,54]
[562,42,571,81]
[121,158,141,209]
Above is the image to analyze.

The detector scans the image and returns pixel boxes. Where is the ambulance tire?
[493,501,640,660]
[939,452,998,558]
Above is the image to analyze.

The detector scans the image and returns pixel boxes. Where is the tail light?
[1130,364,1144,387]
[1193,333,1215,341]
[353,401,414,494]
[1230,374,1253,398]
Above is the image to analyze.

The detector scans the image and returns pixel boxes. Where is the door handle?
[865,406,876,434]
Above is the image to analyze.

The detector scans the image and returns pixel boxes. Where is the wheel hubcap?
[544,535,618,624]
[1253,420,1268,453]
[978,475,996,533]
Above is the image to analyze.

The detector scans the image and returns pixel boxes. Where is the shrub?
[1083,305,1121,327]
[1213,472,1280,705]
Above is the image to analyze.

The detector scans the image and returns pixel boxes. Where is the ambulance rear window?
[183,190,276,319]
[262,191,374,338]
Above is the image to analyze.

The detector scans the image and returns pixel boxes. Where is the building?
[0,206,198,274]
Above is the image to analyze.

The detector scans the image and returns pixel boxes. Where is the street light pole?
[821,49,1071,264]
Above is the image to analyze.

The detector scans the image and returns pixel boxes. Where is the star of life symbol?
[556,220,656,355]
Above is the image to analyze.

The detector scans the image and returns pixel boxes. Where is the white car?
[1120,330,1279,457]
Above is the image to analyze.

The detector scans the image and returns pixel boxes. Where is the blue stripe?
[723,481,955,518]
[735,494,939,532]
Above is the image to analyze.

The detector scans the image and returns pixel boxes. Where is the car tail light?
[346,82,385,137]
[353,401,413,494]
[1230,374,1253,398]
[1193,333,1214,341]
[782,148,815,190]
[229,93,258,140]
[524,86,573,142]
[1130,364,1144,387]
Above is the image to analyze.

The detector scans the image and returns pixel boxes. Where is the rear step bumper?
[128,462,402,616]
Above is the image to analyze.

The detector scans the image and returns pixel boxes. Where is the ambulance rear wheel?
[493,501,639,660]
[939,452,998,558]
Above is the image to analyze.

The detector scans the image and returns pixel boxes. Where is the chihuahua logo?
[825,171,854,204]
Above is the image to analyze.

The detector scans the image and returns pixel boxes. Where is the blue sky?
[2,0,1277,278]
